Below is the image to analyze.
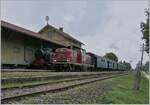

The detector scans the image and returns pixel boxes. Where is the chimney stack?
[45,16,49,25]
[59,27,63,32]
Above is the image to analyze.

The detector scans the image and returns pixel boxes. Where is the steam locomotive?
[30,48,54,69]
[31,47,128,71]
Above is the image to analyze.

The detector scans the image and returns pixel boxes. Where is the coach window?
[101,59,105,62]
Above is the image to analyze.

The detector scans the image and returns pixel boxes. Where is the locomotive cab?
[30,48,53,69]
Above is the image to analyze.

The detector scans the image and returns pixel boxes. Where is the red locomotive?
[53,48,94,71]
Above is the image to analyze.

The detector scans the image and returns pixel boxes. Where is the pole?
[133,43,144,90]
[140,43,144,69]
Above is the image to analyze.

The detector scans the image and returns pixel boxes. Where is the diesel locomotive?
[53,48,94,71]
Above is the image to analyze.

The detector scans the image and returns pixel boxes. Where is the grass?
[2,75,100,89]
[95,74,149,104]
[1,76,81,89]
[1,71,103,78]
[2,79,58,89]
[1,71,119,78]
[1,72,51,78]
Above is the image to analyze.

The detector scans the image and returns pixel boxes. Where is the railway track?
[1,72,128,103]
[2,73,115,90]
[2,71,126,90]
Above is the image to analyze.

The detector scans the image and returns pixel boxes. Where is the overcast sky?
[1,0,149,68]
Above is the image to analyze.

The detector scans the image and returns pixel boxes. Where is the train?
[30,47,128,71]
[30,48,54,69]
[53,48,94,71]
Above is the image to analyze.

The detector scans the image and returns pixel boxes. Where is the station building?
[1,20,83,68]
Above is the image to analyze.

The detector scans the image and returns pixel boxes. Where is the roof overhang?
[1,20,67,47]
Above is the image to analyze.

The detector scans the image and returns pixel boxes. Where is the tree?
[104,52,118,62]
[119,61,122,64]
[119,60,132,70]
[140,8,149,54]
[123,61,132,70]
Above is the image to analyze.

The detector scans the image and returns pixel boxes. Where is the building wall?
[1,32,37,65]
[39,26,81,48]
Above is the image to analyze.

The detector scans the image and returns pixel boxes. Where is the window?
[101,59,105,62]
[48,31,52,38]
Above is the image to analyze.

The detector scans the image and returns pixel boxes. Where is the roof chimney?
[45,16,49,25]
[59,27,63,32]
